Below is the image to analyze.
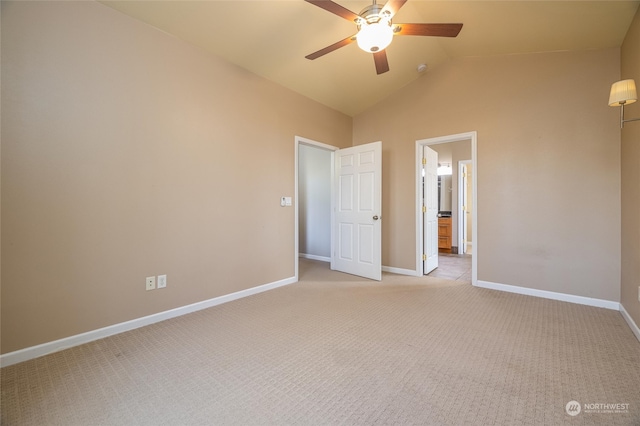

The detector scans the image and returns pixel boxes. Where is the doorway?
[294,137,383,282]
[415,132,477,284]
[294,137,337,281]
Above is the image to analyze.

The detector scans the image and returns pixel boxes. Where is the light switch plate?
[157,274,167,289]
[281,196,292,207]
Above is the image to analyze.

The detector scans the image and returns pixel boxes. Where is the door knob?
[373,215,379,220]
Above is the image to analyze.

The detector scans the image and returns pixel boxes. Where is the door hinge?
[422,254,427,261]
[422,205,426,213]
[422,157,427,165]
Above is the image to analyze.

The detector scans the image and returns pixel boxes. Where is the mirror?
[438,175,452,214]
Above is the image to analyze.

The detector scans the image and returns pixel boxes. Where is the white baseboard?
[299,253,330,262]
[475,280,620,311]
[620,304,640,343]
[382,265,420,276]
[300,256,417,277]
[5,275,634,367]
[0,276,297,368]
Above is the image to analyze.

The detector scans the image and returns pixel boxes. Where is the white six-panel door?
[423,146,438,274]
[332,141,382,281]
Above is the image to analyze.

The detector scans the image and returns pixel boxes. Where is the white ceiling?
[101,1,639,116]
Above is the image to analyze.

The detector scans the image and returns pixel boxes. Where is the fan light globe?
[357,20,393,53]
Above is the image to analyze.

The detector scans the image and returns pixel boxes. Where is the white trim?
[458,159,472,255]
[0,276,297,368]
[382,265,420,276]
[294,136,338,282]
[475,280,620,311]
[620,304,640,342]
[4,274,636,367]
[299,253,331,262]
[416,132,478,284]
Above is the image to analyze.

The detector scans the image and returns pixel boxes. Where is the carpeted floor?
[2,259,639,425]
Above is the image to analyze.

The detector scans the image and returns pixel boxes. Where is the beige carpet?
[2,259,640,425]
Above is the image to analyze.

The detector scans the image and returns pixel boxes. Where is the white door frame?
[458,160,472,254]
[415,132,478,284]
[294,136,338,281]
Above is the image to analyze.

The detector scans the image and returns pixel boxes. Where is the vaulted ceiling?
[101,1,639,116]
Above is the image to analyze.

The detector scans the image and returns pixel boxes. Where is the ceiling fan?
[304,0,463,75]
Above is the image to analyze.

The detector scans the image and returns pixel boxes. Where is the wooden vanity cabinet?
[438,217,452,253]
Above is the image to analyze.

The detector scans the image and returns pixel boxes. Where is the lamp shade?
[356,20,393,53]
[608,79,637,106]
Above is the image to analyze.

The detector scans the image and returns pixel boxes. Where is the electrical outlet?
[146,276,156,291]
[157,274,167,289]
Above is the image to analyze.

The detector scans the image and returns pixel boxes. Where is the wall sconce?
[609,79,639,128]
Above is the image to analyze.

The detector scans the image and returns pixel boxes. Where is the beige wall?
[620,8,640,327]
[0,1,352,354]
[354,48,622,301]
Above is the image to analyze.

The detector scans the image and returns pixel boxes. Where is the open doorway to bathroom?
[416,132,477,284]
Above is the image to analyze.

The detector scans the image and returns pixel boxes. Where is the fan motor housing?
[358,4,387,25]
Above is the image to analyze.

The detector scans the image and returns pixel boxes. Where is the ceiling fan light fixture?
[356,19,393,53]
[303,0,464,75]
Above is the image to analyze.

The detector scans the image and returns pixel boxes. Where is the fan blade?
[373,51,390,75]
[394,23,463,37]
[380,0,407,19]
[304,0,360,22]
[306,35,357,60]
